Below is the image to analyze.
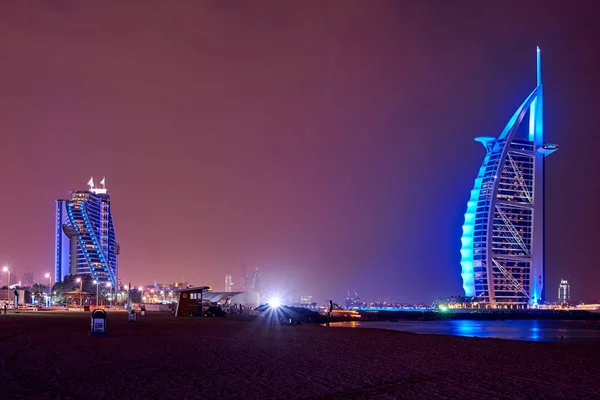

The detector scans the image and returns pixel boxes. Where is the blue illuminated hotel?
[55,177,119,287]
[460,48,558,308]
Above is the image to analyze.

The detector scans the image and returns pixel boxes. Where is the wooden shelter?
[63,289,91,307]
[175,286,210,317]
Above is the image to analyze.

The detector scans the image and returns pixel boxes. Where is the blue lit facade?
[460,48,558,308]
[55,182,118,286]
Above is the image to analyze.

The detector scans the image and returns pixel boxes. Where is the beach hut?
[175,286,211,317]
[63,289,91,308]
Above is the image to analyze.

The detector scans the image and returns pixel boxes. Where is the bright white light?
[76,278,81,283]
[2,266,8,272]
[106,282,111,287]
[269,297,281,308]
[44,273,50,279]
[93,280,97,284]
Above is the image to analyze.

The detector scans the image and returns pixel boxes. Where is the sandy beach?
[1,311,599,400]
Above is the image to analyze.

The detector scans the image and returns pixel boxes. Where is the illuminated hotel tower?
[460,48,558,308]
[55,177,119,287]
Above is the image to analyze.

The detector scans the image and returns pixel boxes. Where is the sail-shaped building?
[55,178,119,287]
[460,48,558,308]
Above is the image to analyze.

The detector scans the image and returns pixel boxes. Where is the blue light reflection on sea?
[331,320,600,343]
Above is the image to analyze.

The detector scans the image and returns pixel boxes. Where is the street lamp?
[106,282,112,307]
[44,273,52,305]
[123,285,129,306]
[2,266,9,305]
[93,280,99,308]
[76,277,82,309]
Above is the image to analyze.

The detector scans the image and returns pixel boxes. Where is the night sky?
[1,1,599,303]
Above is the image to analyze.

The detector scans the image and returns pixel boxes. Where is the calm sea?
[331,320,600,343]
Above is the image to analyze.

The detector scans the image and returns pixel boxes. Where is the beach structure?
[460,48,558,308]
[175,287,260,317]
[63,289,91,308]
[55,178,119,287]
[175,286,211,317]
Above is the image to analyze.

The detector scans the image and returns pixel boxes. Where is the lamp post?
[106,282,112,307]
[76,277,82,309]
[2,266,9,305]
[44,273,52,305]
[93,280,99,307]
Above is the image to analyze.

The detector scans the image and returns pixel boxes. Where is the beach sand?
[1,311,599,399]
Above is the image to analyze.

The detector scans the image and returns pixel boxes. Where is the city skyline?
[1,2,599,303]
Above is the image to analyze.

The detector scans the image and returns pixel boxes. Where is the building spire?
[87,177,94,189]
[536,46,542,86]
[529,47,543,142]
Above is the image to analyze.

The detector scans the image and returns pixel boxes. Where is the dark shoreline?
[281,306,600,324]
[357,309,600,322]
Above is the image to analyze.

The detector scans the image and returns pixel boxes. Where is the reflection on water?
[331,319,600,343]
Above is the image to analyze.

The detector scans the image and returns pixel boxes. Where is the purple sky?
[1,1,599,303]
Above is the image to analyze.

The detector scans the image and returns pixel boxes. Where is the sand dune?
[0,311,599,399]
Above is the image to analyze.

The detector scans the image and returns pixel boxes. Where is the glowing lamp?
[269,297,281,308]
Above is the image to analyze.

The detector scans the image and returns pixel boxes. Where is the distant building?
[300,295,312,305]
[558,280,570,304]
[345,289,361,308]
[251,267,261,293]
[55,177,119,286]
[240,264,249,291]
[21,272,34,286]
[225,274,233,292]
[460,48,558,308]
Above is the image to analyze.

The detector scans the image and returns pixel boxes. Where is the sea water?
[332,319,600,343]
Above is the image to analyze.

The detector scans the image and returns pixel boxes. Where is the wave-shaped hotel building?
[55,177,119,287]
[460,48,558,308]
